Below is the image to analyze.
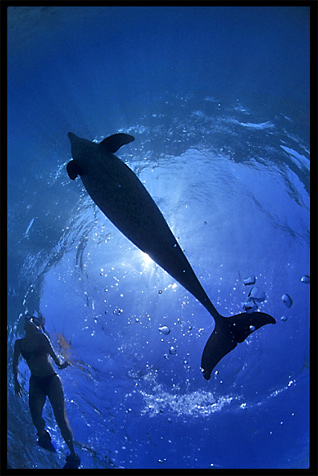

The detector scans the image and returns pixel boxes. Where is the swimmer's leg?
[29,376,46,438]
[29,376,56,452]
[48,375,80,467]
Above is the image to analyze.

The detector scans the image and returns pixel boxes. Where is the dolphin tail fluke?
[201,311,276,380]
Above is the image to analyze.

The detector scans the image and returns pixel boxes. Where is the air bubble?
[113,308,123,316]
[282,294,293,308]
[159,326,171,335]
[248,286,266,302]
[243,275,256,285]
[241,300,258,312]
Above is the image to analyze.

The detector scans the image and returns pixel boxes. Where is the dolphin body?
[67,132,275,380]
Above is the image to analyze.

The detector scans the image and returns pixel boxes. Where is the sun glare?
[140,252,153,269]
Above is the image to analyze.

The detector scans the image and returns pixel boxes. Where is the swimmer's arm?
[13,340,22,396]
[42,334,70,369]
[13,340,21,379]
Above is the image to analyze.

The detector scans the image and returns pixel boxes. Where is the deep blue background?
[7,6,310,470]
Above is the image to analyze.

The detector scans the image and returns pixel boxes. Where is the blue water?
[7,6,310,470]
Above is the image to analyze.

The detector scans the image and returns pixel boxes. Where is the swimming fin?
[201,311,276,380]
[37,431,56,453]
[62,453,81,469]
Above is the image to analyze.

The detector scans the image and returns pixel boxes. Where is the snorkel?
[24,314,46,334]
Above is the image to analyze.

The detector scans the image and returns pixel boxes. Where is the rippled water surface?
[7,6,310,470]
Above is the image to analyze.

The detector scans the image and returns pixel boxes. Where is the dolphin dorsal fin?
[100,133,135,154]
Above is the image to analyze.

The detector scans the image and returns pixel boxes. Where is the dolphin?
[67,132,276,380]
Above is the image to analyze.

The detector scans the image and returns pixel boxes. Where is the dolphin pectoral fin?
[67,160,81,180]
[201,312,276,380]
[99,133,135,154]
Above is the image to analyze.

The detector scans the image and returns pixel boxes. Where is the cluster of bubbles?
[241,275,266,313]
[155,272,310,360]
[241,274,309,324]
[280,275,309,322]
[157,318,193,362]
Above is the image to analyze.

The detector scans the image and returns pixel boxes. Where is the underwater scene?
[7,5,310,470]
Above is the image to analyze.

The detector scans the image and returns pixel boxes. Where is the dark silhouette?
[13,316,80,468]
[67,132,275,379]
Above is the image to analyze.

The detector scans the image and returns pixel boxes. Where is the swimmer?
[13,315,80,469]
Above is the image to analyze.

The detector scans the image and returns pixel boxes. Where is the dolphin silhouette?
[67,132,276,380]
